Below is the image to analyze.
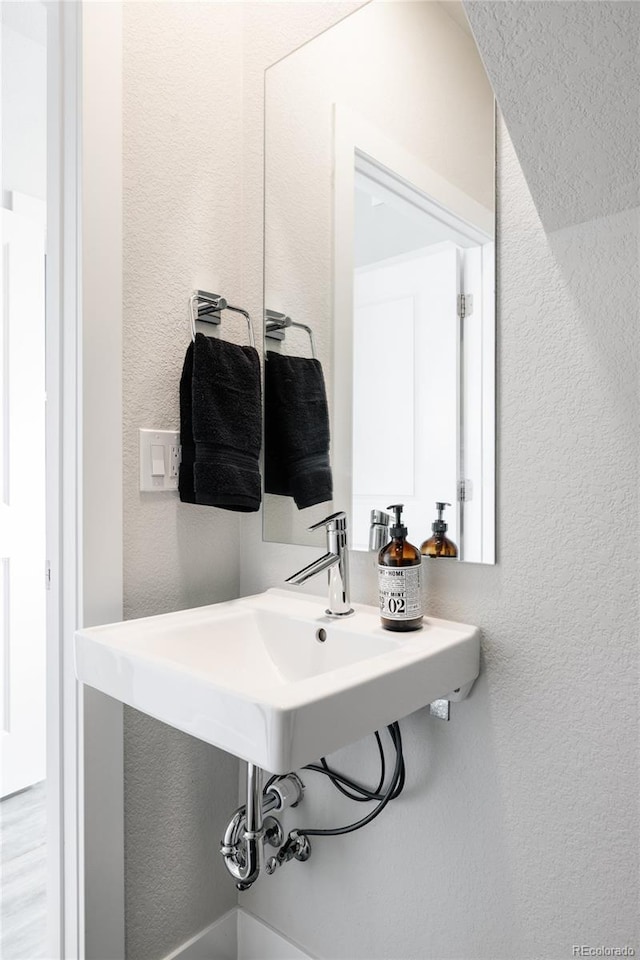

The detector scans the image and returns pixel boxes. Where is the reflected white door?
[353,243,459,550]
[0,206,46,797]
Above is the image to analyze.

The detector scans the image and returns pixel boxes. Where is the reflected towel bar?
[265,309,317,360]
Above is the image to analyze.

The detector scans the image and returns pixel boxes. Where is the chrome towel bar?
[189,290,255,349]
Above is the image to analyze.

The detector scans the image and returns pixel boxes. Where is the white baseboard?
[237,909,313,960]
[161,907,312,960]
[160,909,237,960]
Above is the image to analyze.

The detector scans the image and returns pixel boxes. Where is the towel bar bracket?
[196,304,222,323]
[189,290,255,349]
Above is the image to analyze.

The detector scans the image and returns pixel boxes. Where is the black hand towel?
[179,333,262,512]
[264,351,333,510]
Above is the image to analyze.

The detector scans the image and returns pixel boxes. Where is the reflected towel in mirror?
[264,352,332,509]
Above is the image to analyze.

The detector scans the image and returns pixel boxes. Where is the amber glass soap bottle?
[378,504,423,632]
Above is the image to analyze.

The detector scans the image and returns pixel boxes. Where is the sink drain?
[316,628,327,643]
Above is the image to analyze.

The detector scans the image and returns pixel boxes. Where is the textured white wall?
[239,6,640,959]
[122,4,244,958]
[463,0,640,232]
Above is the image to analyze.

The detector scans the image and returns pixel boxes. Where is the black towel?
[264,351,333,510]
[179,333,262,512]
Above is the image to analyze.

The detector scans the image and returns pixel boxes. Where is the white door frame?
[46,3,125,957]
[80,2,125,956]
[46,4,81,954]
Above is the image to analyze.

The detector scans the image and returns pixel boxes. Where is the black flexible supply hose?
[313,729,386,803]
[311,722,405,802]
[262,723,405,841]
[294,724,404,838]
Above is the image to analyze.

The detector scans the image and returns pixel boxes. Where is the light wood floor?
[0,781,47,960]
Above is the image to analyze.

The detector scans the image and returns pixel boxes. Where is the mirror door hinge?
[457,479,473,502]
[457,293,473,319]
[45,562,51,590]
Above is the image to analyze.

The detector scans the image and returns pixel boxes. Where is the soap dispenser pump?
[378,504,423,632]
[421,502,458,559]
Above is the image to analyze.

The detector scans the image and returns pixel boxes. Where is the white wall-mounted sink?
[74,589,480,773]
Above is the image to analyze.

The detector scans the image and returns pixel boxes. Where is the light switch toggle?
[151,445,165,477]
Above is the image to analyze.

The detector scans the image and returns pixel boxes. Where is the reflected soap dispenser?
[378,504,423,632]
[421,502,458,559]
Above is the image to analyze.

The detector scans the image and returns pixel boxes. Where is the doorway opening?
[1,3,49,956]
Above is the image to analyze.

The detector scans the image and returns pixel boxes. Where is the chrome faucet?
[285,511,354,618]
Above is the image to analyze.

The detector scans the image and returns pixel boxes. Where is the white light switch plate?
[139,429,181,492]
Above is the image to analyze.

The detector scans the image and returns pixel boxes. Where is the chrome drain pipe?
[221,763,264,891]
[220,767,305,890]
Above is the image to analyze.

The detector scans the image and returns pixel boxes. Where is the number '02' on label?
[378,565,422,620]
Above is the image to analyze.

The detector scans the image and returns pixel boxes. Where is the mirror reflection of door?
[352,162,493,561]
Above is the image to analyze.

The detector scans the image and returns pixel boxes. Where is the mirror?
[263,0,495,563]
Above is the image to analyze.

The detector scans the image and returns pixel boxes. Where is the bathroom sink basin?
[74,589,480,773]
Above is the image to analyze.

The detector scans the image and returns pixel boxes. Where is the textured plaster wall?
[238,7,640,960]
[122,4,244,958]
[463,0,640,232]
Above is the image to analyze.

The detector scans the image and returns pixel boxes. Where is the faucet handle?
[308,510,347,533]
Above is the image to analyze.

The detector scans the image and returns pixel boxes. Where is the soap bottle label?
[378,565,421,620]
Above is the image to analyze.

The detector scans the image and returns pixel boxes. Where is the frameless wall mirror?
[263,0,496,563]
